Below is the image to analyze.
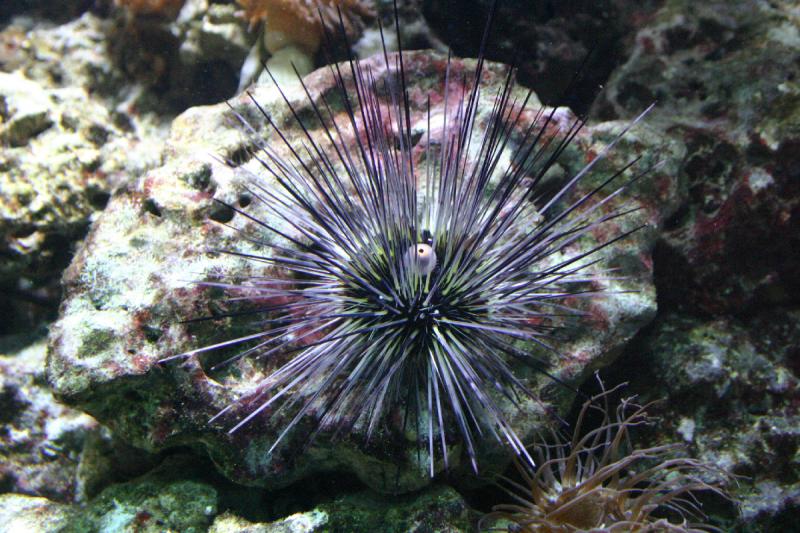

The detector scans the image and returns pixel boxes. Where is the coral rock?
[0,335,97,502]
[596,0,800,314]
[47,51,679,493]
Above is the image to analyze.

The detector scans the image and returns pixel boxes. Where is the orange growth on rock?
[237,0,375,54]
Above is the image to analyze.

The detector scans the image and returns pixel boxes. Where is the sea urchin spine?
[163,1,654,475]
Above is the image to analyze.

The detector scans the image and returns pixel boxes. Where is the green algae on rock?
[606,311,800,529]
[209,484,472,533]
[63,455,218,533]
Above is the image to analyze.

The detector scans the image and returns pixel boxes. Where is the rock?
[595,0,800,315]
[209,484,472,533]
[739,481,800,532]
[178,0,251,70]
[7,12,141,102]
[6,4,249,113]
[107,0,248,110]
[46,50,679,493]
[0,70,163,333]
[318,485,473,532]
[74,425,162,502]
[354,0,446,62]
[0,9,224,331]
[605,311,800,529]
[210,510,329,533]
[581,3,800,527]
[0,333,97,502]
[0,74,53,147]
[421,0,663,115]
[0,494,74,533]
[65,455,218,533]
[0,0,92,24]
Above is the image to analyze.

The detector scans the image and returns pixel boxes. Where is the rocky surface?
[0,71,160,287]
[0,13,168,333]
[595,0,800,316]
[210,484,472,533]
[65,455,219,533]
[422,0,665,115]
[2,0,799,531]
[0,460,471,533]
[0,333,97,502]
[474,0,800,519]
[0,331,158,505]
[601,311,800,530]
[583,1,800,528]
[0,493,74,532]
[45,49,678,494]
[108,0,249,109]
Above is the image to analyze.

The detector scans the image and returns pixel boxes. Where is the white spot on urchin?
[406,243,437,275]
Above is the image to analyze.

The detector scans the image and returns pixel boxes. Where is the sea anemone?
[482,383,730,532]
[163,2,653,473]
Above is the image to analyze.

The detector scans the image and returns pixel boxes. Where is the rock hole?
[143,198,162,217]
[209,202,235,223]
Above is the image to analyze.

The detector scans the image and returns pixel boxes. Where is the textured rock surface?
[4,2,249,111]
[0,334,97,502]
[73,425,163,502]
[0,71,160,288]
[0,457,471,533]
[0,493,74,533]
[210,485,472,533]
[0,2,261,318]
[423,0,664,115]
[46,50,678,493]
[108,0,248,108]
[583,1,800,528]
[595,0,800,315]
[211,510,330,533]
[318,484,472,532]
[604,311,800,530]
[0,12,168,333]
[64,455,218,533]
[0,0,254,299]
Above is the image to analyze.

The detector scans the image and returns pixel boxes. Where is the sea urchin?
[163,2,653,475]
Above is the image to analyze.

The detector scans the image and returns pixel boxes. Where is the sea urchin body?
[164,9,654,475]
